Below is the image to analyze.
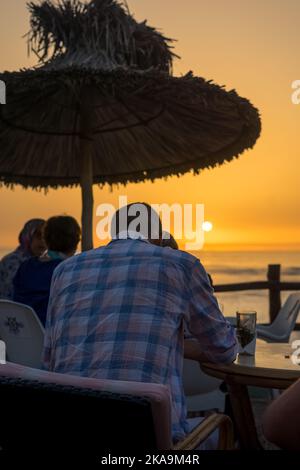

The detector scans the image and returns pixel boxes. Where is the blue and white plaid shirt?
[43,237,237,442]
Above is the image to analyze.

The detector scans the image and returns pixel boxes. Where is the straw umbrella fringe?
[0,68,261,186]
[0,0,261,250]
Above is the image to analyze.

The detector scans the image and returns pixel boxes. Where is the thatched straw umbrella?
[0,0,261,251]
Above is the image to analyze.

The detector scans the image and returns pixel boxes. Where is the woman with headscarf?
[13,215,81,326]
[0,218,46,300]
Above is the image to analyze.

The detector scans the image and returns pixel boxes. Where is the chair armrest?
[173,413,234,451]
[257,327,287,342]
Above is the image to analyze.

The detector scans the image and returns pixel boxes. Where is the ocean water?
[1,248,299,324]
[193,250,300,323]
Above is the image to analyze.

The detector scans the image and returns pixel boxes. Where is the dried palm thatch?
[0,0,261,250]
[27,0,176,71]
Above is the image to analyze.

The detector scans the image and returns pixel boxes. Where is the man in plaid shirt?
[43,203,237,443]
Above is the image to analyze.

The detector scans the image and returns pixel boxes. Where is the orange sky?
[0,0,300,250]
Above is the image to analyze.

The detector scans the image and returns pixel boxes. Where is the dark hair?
[44,216,81,254]
[111,203,162,241]
[161,232,179,250]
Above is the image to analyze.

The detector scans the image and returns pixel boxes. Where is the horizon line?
[1,242,300,254]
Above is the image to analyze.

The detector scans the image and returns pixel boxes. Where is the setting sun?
[202,221,213,233]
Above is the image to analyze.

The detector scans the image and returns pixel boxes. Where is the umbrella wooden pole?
[80,95,94,252]
[80,146,94,252]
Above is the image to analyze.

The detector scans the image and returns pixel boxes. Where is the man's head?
[44,216,81,256]
[111,203,162,246]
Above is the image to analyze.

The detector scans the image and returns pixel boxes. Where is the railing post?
[267,264,281,323]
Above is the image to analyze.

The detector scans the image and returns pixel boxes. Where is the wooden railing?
[214,264,300,323]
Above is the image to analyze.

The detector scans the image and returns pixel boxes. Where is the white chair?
[183,359,225,414]
[257,293,300,343]
[0,300,45,368]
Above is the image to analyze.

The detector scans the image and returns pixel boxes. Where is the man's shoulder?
[52,248,105,274]
[117,240,198,267]
[17,256,37,271]
[156,245,199,268]
[53,244,199,275]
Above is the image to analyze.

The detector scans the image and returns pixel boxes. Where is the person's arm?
[42,265,62,370]
[262,379,300,450]
[185,260,237,364]
[0,259,6,298]
[184,339,214,361]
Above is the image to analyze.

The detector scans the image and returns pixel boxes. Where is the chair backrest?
[183,359,221,396]
[0,362,173,452]
[271,293,300,335]
[0,300,45,368]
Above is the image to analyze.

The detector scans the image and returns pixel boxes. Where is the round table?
[200,341,300,449]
